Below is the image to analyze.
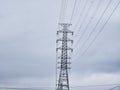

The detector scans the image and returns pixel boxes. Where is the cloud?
[69,73,120,90]
[0,0,119,89]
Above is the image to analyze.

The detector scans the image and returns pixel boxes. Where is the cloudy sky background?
[0,0,120,90]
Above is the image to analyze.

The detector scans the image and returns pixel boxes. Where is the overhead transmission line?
[57,0,69,33]
[73,0,120,61]
[58,0,64,22]
[57,0,69,39]
[72,0,89,32]
[63,0,69,22]
[70,0,78,23]
[74,0,95,37]
[71,0,98,61]
[80,0,120,57]
[59,0,69,23]
[73,0,102,49]
[70,0,82,24]
[72,0,112,59]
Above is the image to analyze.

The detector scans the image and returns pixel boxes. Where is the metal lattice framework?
[56,23,73,90]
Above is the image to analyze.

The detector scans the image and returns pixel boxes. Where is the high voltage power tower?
[56,23,73,90]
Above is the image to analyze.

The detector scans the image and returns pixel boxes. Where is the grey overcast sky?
[0,0,120,90]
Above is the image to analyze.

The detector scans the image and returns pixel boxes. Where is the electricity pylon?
[56,23,73,90]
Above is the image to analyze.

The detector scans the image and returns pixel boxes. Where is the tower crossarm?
[56,38,73,43]
[56,47,73,52]
[58,57,71,60]
[57,30,73,35]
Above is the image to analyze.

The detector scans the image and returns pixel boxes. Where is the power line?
[73,0,102,49]
[59,0,65,22]
[64,0,69,22]
[70,0,82,25]
[70,0,78,23]
[72,0,112,60]
[81,0,120,56]
[74,0,95,37]
[59,0,69,23]
[70,0,95,61]
[72,0,89,32]
[73,0,120,61]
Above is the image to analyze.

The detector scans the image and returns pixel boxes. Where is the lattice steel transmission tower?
[56,23,73,90]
